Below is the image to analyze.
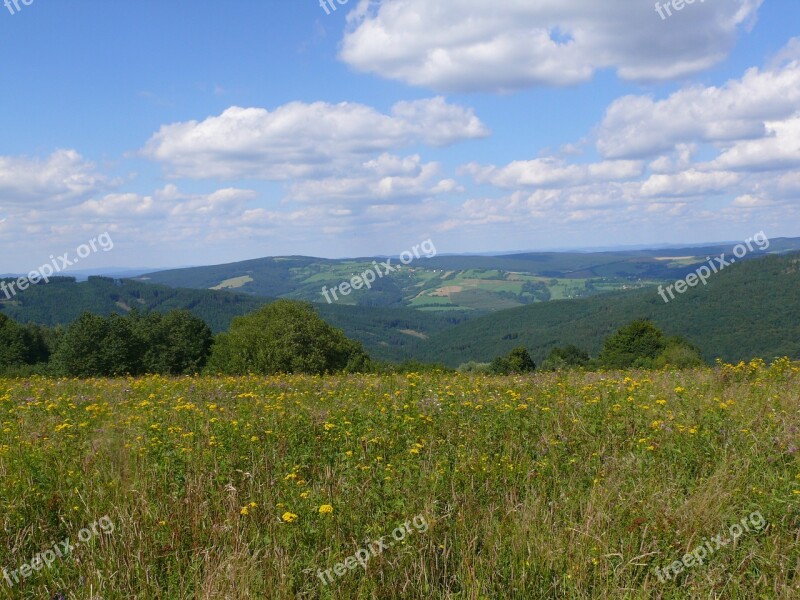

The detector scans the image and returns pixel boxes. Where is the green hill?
[3,250,798,367]
[417,252,800,366]
[136,238,800,313]
[0,276,463,363]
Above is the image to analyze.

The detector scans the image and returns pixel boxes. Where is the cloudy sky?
[1,0,798,272]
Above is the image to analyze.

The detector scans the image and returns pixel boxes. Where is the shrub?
[206,300,370,375]
[489,346,536,375]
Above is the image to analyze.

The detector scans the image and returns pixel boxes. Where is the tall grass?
[0,359,798,598]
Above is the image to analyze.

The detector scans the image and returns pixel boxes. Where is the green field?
[2,360,799,598]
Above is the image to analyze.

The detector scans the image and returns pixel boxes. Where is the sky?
[0,0,798,273]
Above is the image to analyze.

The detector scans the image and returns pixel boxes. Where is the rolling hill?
[3,247,799,367]
[0,276,465,362]
[416,252,800,366]
[136,237,800,313]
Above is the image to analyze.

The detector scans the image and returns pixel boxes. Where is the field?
[137,252,677,313]
[1,361,800,599]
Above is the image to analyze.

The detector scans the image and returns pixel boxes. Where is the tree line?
[0,300,368,377]
[460,320,704,374]
[0,301,704,377]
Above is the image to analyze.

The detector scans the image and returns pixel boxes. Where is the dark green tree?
[0,314,45,371]
[654,337,705,369]
[51,312,143,376]
[490,346,536,375]
[598,320,666,369]
[206,299,370,375]
[133,310,213,375]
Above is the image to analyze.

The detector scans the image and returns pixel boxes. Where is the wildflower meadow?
[1,359,799,598]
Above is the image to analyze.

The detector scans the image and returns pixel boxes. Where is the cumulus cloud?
[74,185,258,223]
[142,97,489,180]
[709,117,800,171]
[286,154,459,203]
[339,0,763,93]
[441,182,639,232]
[640,170,741,198]
[447,38,800,236]
[72,185,267,245]
[463,158,644,189]
[596,47,800,159]
[0,150,107,207]
[648,145,696,174]
[0,175,265,259]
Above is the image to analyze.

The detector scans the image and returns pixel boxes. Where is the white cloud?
[462,158,644,189]
[142,98,489,180]
[286,154,459,203]
[731,194,770,208]
[648,145,696,174]
[340,0,763,93]
[639,170,740,198]
[73,185,257,222]
[0,150,107,207]
[709,116,800,171]
[0,179,265,260]
[441,183,638,231]
[596,47,800,158]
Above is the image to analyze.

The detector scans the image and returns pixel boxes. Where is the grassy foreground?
[1,361,799,599]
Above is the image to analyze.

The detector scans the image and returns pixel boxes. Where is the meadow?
[1,360,799,599]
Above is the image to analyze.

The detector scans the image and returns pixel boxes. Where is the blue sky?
[1,0,798,272]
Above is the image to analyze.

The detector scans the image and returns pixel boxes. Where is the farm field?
[1,361,800,599]
[139,253,681,313]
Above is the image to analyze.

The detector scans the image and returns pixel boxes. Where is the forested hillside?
[418,252,800,366]
[3,252,799,367]
[0,276,466,362]
[135,238,800,312]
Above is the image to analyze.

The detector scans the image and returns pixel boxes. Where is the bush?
[654,337,706,369]
[132,310,213,375]
[489,346,536,375]
[51,312,142,377]
[599,321,704,370]
[0,314,50,373]
[542,345,590,371]
[598,320,666,369]
[51,310,214,376]
[206,300,371,375]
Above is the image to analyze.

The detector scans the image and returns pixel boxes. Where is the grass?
[209,276,254,290]
[1,359,799,598]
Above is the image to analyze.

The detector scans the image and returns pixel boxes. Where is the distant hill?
[416,252,800,366]
[0,276,261,332]
[0,276,464,363]
[3,248,798,367]
[136,237,800,313]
